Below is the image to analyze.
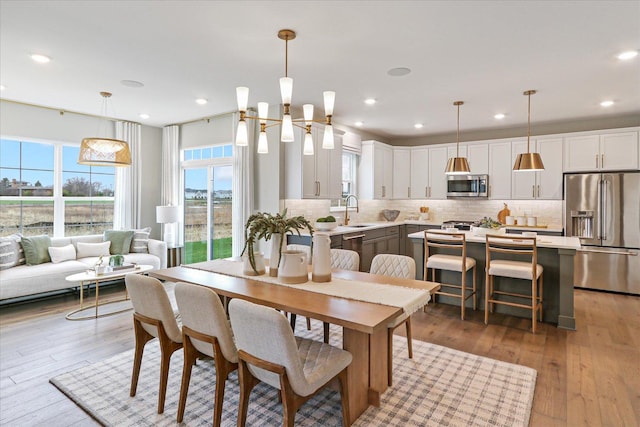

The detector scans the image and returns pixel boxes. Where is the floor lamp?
[156,205,181,247]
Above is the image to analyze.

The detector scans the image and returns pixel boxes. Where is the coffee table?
[65,264,154,320]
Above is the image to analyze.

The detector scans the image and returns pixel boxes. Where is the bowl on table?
[314,221,338,231]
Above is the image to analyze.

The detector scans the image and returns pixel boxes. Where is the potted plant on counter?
[472,217,505,236]
[241,209,314,276]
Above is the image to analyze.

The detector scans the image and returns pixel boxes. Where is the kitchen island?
[409,230,581,330]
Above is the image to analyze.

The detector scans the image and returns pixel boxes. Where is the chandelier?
[77,91,131,167]
[445,101,471,174]
[235,29,335,155]
[513,90,545,171]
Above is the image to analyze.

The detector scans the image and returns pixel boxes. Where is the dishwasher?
[342,231,365,271]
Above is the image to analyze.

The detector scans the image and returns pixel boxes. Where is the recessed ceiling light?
[354,121,364,127]
[600,100,614,107]
[414,123,424,129]
[31,54,51,63]
[139,113,150,119]
[195,98,208,105]
[387,67,411,77]
[121,80,144,88]
[364,98,376,105]
[494,113,505,119]
[617,50,638,60]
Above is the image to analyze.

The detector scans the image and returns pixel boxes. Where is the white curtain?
[232,112,254,257]
[114,121,141,229]
[161,125,180,205]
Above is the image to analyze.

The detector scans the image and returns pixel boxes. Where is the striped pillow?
[0,234,25,270]
[130,227,152,253]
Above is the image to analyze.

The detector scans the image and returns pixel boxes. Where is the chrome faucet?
[344,195,359,226]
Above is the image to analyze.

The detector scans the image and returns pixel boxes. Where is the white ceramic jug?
[312,232,332,282]
[278,250,308,284]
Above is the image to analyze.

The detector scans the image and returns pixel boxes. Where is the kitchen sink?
[343,224,372,228]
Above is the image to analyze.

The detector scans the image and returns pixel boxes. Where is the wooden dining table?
[150,265,440,423]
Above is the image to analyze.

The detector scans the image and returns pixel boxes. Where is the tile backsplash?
[283,198,563,229]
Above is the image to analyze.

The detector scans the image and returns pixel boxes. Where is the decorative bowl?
[381,209,400,222]
[314,221,338,231]
[471,226,505,236]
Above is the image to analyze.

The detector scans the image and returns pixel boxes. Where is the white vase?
[269,233,285,277]
[312,232,332,282]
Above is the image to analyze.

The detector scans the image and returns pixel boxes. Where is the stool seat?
[426,254,476,272]
[488,260,543,280]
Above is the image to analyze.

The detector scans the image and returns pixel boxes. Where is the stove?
[442,220,478,231]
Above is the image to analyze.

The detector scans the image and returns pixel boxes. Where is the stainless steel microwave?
[446,174,489,198]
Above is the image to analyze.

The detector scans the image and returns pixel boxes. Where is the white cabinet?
[511,138,563,199]
[392,148,411,199]
[428,146,448,199]
[467,143,489,175]
[564,131,639,171]
[360,140,393,199]
[446,144,468,161]
[284,126,343,199]
[488,141,512,199]
[410,147,429,199]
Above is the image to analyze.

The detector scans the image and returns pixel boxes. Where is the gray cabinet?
[361,226,400,272]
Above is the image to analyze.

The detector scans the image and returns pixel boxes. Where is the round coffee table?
[65,264,154,321]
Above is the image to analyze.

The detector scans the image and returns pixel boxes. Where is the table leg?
[79,281,84,308]
[94,280,99,318]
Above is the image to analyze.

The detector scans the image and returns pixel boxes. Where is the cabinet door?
[361,239,375,272]
[392,148,411,199]
[564,135,599,171]
[447,144,468,160]
[301,133,318,198]
[467,143,489,174]
[488,141,512,199]
[428,146,448,199]
[410,148,429,199]
[318,132,343,199]
[511,139,537,199]
[375,144,393,199]
[600,132,639,170]
[536,138,563,199]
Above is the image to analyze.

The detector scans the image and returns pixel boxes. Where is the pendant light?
[513,90,545,171]
[78,92,131,167]
[445,101,471,174]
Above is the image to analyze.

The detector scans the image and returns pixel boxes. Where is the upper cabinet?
[511,138,563,199]
[488,141,512,199]
[466,143,489,175]
[284,126,343,199]
[410,147,429,199]
[360,140,393,199]
[564,131,639,172]
[428,146,448,199]
[392,147,411,199]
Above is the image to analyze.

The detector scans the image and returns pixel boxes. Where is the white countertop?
[407,230,581,250]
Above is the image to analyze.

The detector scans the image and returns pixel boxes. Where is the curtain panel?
[114,121,141,229]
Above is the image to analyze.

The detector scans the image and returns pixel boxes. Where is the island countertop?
[408,230,580,250]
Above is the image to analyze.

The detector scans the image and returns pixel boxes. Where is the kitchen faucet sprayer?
[344,195,359,226]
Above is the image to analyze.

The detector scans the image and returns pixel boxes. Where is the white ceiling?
[1,0,639,139]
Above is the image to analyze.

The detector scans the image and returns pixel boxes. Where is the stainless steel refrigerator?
[564,172,640,295]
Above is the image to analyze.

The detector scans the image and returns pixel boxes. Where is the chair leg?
[484,273,490,325]
[177,337,197,423]
[337,369,351,427]
[460,267,466,320]
[387,327,394,386]
[130,318,153,397]
[539,274,544,322]
[323,322,330,344]
[157,340,175,414]
[306,317,312,330]
[289,313,297,331]
[405,317,413,359]
[531,277,537,334]
[472,265,477,310]
[237,360,258,427]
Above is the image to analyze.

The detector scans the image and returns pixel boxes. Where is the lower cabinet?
[361,226,400,272]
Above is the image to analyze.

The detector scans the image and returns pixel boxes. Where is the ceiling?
[1,1,639,140]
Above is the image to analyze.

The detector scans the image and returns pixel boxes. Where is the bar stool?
[484,234,543,333]
[424,231,477,320]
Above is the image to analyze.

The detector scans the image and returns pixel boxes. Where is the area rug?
[50,323,536,426]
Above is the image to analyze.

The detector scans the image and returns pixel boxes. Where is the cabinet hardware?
[595,154,599,168]
[578,248,637,256]
[532,185,535,198]
[408,187,410,198]
[425,186,428,197]
[537,185,540,198]
[601,154,604,168]
[343,233,366,240]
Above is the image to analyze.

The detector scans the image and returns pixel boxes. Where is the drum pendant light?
[445,101,471,174]
[513,90,545,171]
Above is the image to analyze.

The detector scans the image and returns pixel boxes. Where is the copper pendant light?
[445,101,471,174]
[513,90,545,172]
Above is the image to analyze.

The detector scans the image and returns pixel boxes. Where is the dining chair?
[286,244,313,330]
[229,298,352,427]
[369,253,416,386]
[485,234,544,333]
[125,274,183,414]
[174,282,238,426]
[424,231,477,320]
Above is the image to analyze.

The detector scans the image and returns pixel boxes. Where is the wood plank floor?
[0,284,638,426]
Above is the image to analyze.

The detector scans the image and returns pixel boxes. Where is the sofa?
[0,232,167,302]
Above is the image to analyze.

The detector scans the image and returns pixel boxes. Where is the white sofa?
[0,234,167,301]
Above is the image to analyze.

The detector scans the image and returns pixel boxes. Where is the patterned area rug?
[50,322,536,426]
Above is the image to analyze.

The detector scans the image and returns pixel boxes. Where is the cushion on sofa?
[130,227,151,253]
[104,230,134,255]
[48,244,77,264]
[0,234,25,270]
[76,241,110,258]
[21,235,52,265]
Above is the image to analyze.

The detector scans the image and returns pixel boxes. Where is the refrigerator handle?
[597,179,603,240]
[602,178,609,241]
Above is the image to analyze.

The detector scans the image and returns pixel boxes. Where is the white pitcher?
[278,250,308,284]
[312,232,332,282]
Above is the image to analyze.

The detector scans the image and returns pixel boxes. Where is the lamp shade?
[78,137,131,166]
[156,205,181,224]
[445,157,471,174]
[513,152,545,171]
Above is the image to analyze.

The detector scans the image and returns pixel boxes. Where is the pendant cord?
[285,38,288,78]
[527,92,531,153]
[456,103,460,157]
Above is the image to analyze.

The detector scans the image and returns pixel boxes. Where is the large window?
[0,138,115,237]
[331,151,358,208]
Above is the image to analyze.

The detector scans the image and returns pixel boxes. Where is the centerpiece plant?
[241,209,314,275]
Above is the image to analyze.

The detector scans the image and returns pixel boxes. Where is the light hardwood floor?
[0,284,638,426]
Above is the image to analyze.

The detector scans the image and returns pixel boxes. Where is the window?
[331,152,358,208]
[0,138,115,237]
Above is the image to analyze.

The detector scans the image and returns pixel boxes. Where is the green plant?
[316,215,336,223]
[478,216,502,229]
[241,208,314,274]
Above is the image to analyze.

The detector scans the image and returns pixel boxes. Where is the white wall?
[0,100,164,239]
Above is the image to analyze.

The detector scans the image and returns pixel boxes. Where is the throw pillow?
[130,227,151,253]
[21,235,52,265]
[0,234,24,270]
[103,230,135,255]
[76,241,111,258]
[48,244,77,264]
